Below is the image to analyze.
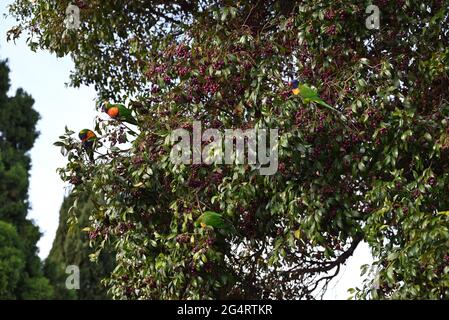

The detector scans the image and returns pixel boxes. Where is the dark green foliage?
[0,59,53,299]
[7,0,203,99]
[10,1,449,299]
[0,221,25,299]
[44,193,115,300]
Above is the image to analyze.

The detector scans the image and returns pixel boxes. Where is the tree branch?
[281,233,363,281]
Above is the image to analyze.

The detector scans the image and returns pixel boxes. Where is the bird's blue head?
[290,79,299,88]
[79,129,88,141]
[79,129,96,142]
[100,100,110,113]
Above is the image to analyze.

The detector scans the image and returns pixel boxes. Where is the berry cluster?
[239,210,256,238]
[175,44,191,59]
[117,222,135,235]
[176,233,190,244]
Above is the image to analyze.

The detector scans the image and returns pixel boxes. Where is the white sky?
[1,1,98,259]
[0,0,373,299]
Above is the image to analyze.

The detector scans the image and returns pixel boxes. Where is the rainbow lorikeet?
[102,101,138,125]
[78,129,98,162]
[290,80,341,114]
[195,211,236,234]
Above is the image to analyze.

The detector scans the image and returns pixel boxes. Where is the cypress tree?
[45,193,115,299]
[0,59,53,299]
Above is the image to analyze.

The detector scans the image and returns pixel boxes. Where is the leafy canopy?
[10,1,449,299]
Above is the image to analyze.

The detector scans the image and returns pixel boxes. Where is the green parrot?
[102,101,138,125]
[195,211,236,234]
[78,129,99,162]
[290,80,341,114]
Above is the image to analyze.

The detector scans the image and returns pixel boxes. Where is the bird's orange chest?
[107,107,119,118]
[86,131,95,139]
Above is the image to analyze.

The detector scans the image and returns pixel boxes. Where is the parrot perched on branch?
[78,129,98,162]
[195,211,236,234]
[290,80,341,114]
[102,101,138,125]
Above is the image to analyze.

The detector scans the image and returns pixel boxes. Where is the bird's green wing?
[298,84,319,99]
[197,211,236,233]
[298,84,341,114]
[117,104,138,125]
[201,211,225,228]
[313,98,341,113]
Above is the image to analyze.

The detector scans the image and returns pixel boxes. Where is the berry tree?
[10,1,449,299]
